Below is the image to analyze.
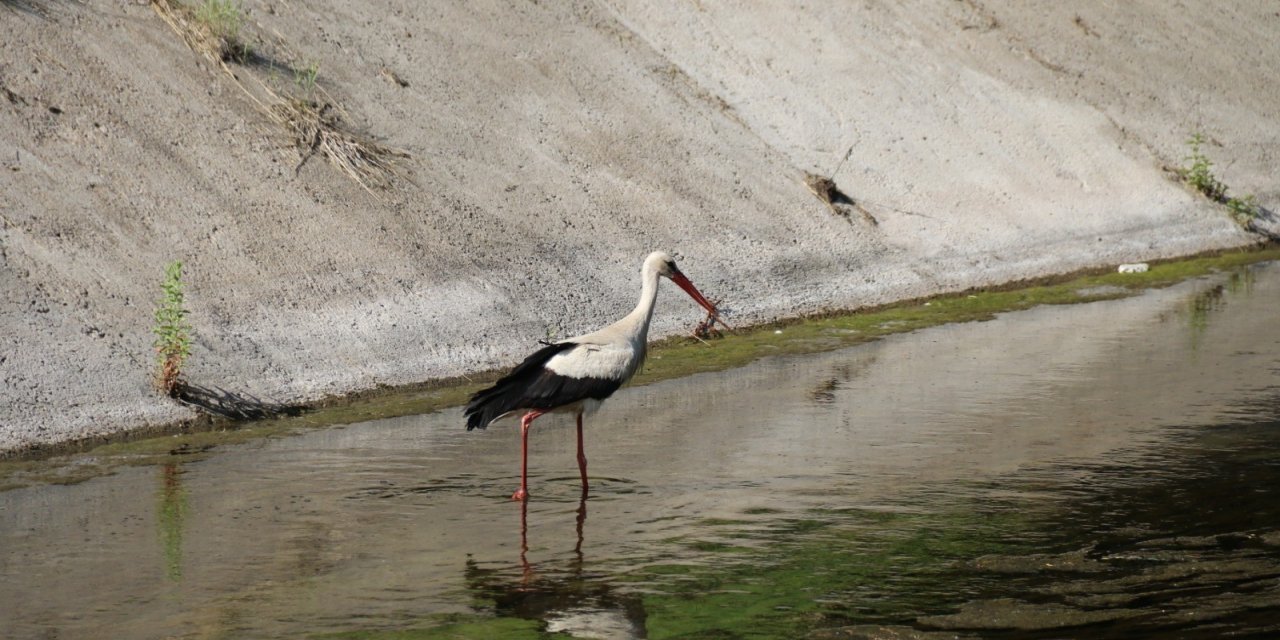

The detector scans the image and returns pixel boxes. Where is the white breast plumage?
[545,342,639,382]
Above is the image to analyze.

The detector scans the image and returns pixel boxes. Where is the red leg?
[576,411,589,495]
[513,410,544,501]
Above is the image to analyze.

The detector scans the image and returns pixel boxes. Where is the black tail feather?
[464,341,576,430]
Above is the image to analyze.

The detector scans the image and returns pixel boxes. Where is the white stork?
[464,251,725,501]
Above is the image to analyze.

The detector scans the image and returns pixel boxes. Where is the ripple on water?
[4,263,1280,639]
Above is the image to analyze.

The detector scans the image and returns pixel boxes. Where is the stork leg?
[513,409,545,501]
[575,410,589,496]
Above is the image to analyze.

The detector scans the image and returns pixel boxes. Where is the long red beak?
[670,271,732,330]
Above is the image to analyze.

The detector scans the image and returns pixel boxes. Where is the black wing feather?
[464,342,622,430]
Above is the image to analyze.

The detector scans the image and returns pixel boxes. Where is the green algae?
[628,505,1036,639]
[3,246,1277,491]
[636,246,1280,385]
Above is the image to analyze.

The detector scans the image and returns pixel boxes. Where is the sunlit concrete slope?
[1,0,1273,451]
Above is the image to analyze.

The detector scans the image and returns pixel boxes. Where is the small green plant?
[153,260,192,397]
[1180,133,1262,224]
[196,0,243,39]
[1180,133,1227,201]
[294,62,320,95]
[195,0,251,61]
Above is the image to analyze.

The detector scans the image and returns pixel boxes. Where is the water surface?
[2,263,1279,638]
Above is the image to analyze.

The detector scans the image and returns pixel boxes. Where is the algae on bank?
[3,246,1279,491]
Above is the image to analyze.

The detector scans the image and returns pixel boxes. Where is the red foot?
[511,488,528,501]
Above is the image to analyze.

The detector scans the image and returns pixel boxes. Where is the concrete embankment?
[1,0,1276,452]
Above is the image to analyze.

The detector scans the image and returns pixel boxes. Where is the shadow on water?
[808,358,875,405]
[893,420,1280,640]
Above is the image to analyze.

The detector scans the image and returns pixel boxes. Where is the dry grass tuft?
[150,0,407,192]
[271,99,408,191]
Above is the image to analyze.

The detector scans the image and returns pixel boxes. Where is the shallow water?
[3,263,1280,639]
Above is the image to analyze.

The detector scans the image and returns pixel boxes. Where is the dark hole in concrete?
[803,172,876,225]
[803,172,855,206]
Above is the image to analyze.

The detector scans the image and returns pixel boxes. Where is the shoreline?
[4,244,1275,487]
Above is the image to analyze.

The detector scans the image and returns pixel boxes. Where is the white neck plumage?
[620,262,661,344]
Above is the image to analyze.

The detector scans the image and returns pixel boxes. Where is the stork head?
[645,250,679,278]
[644,251,726,326]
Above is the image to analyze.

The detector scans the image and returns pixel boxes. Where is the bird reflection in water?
[464,495,648,639]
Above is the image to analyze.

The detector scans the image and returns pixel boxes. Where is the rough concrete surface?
[0,0,1275,453]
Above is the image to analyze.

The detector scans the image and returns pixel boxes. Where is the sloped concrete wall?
[1,0,1273,452]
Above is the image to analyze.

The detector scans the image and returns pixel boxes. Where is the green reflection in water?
[1185,261,1260,351]
[158,462,188,582]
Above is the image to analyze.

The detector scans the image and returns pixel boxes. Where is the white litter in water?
[1118,263,1149,273]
